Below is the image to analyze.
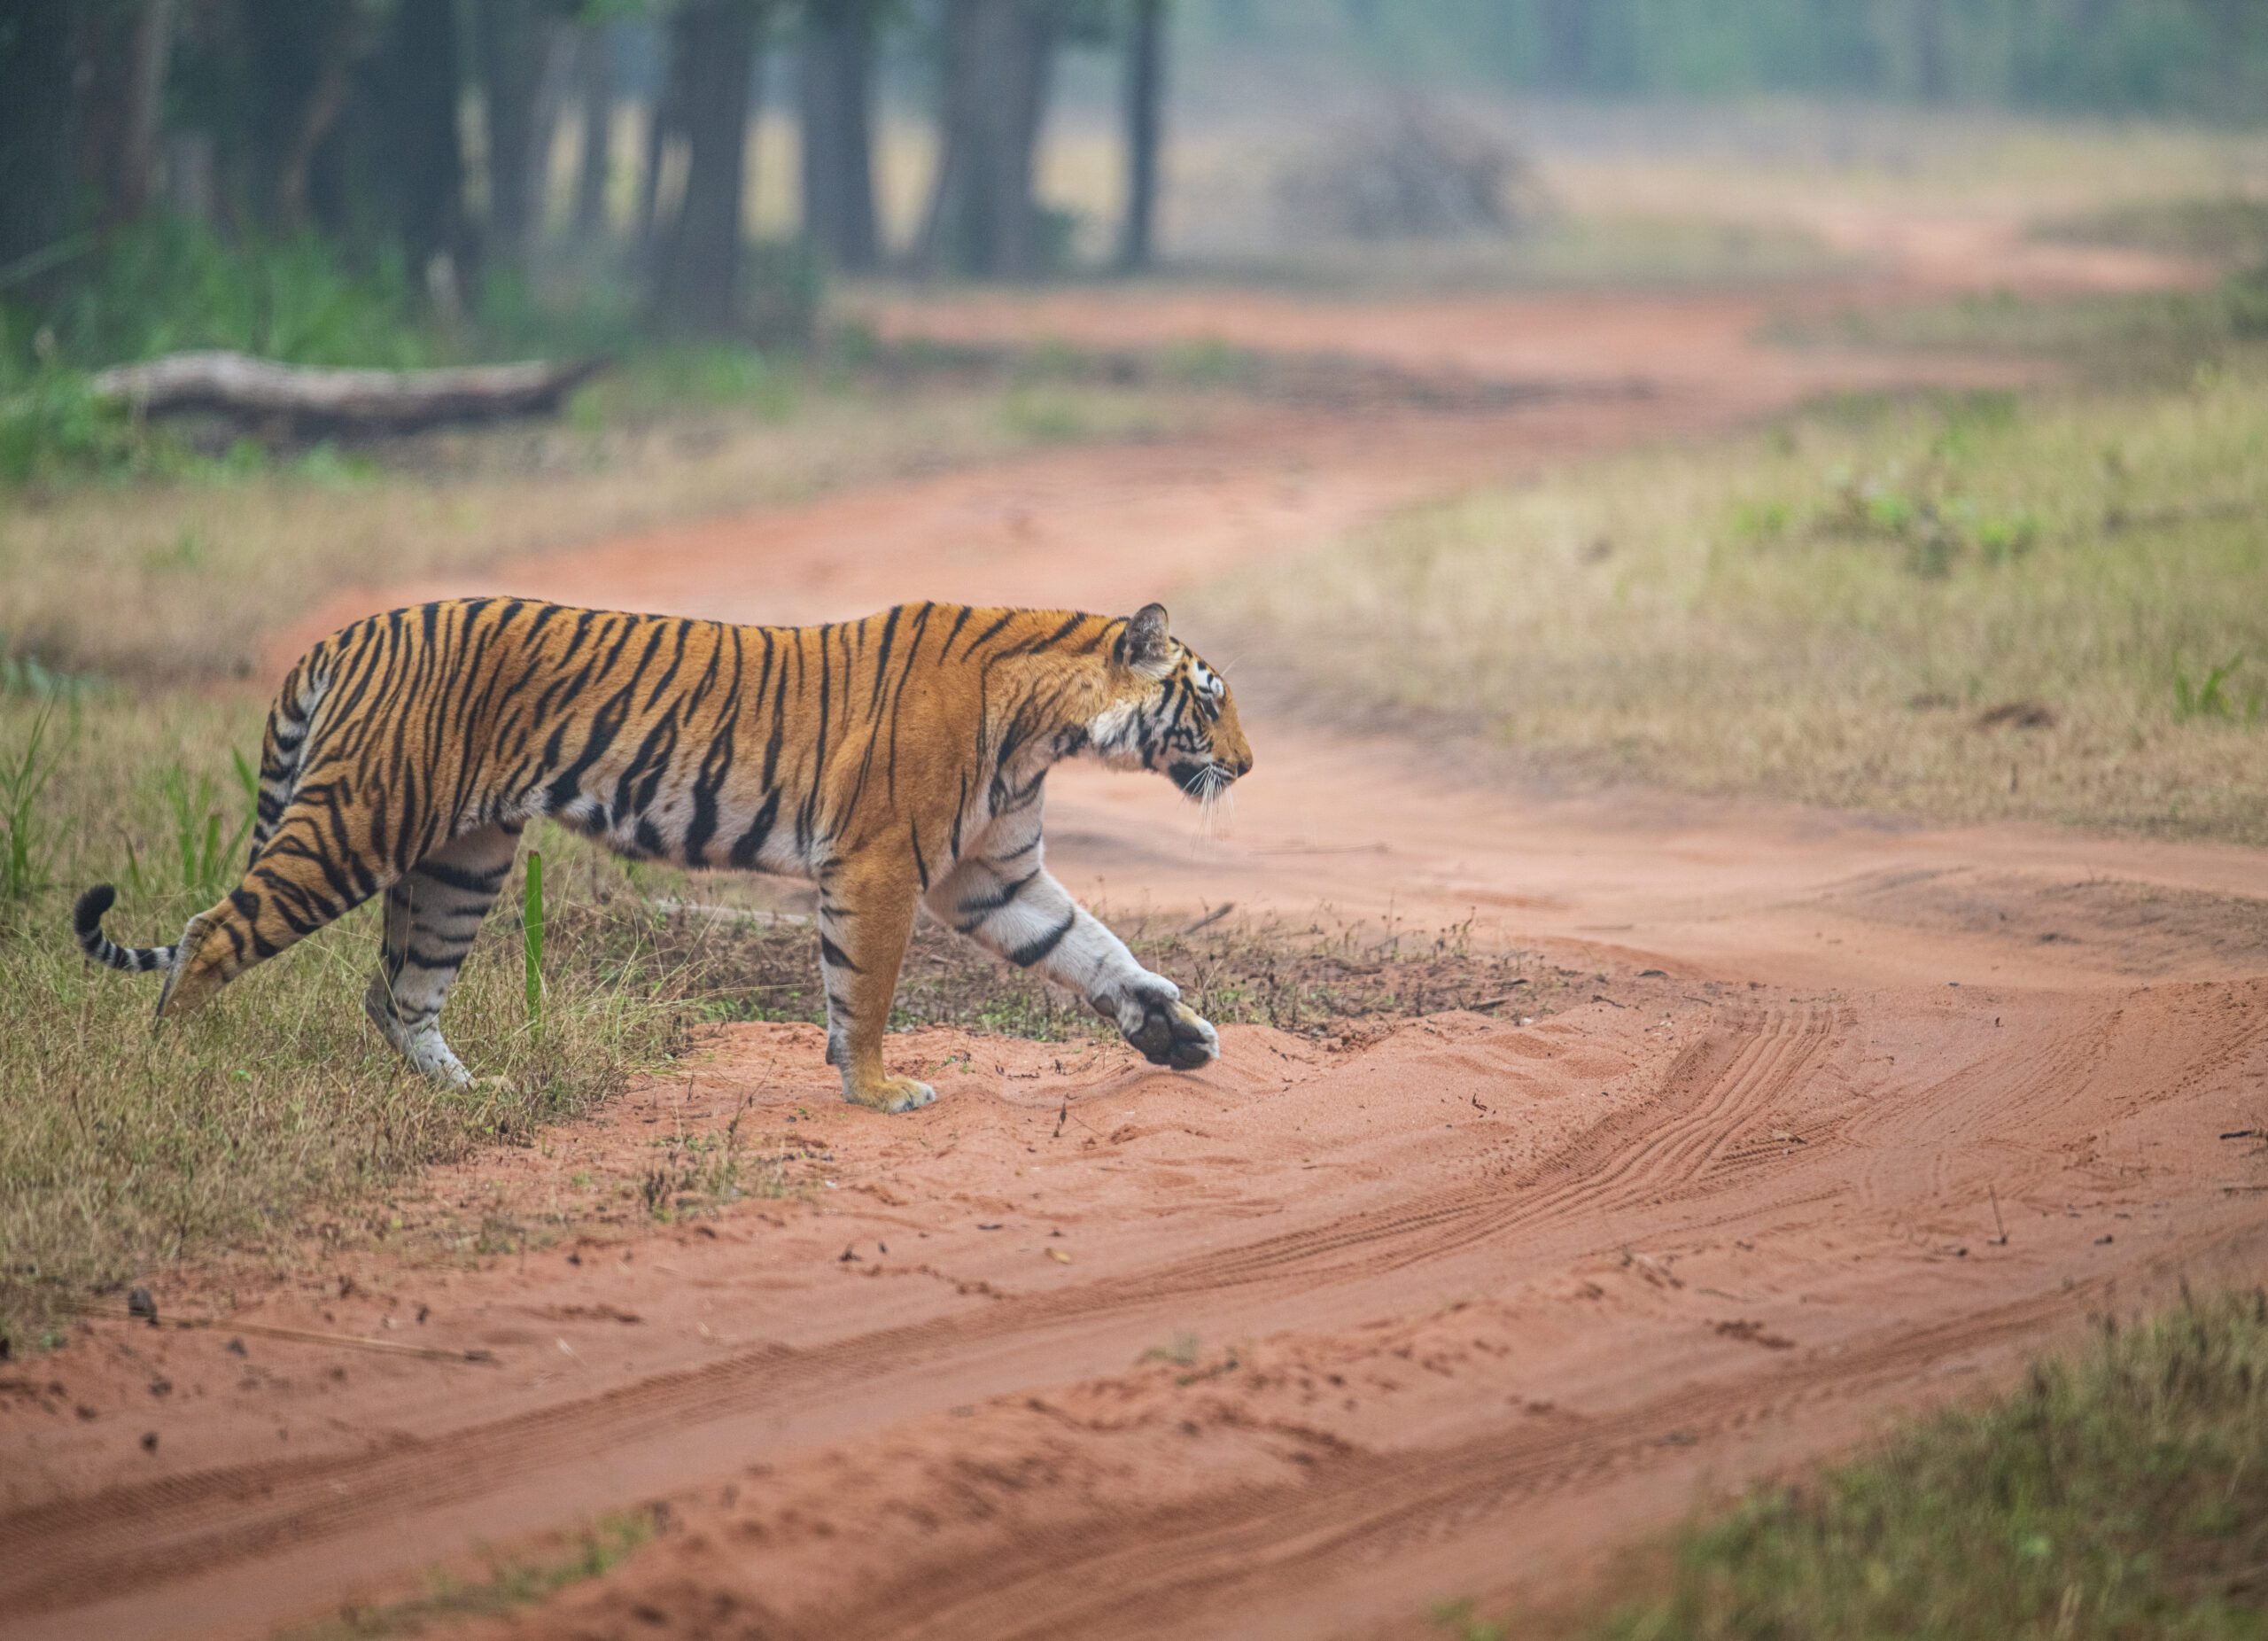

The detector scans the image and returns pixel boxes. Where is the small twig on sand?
[1989,1184,2009,1246]
[1468,981,1533,1013]
[70,1301,496,1364]
[1178,903,1234,937]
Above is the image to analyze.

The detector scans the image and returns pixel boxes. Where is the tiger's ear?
[1118,603,1173,675]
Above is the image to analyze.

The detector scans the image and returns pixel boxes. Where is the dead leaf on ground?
[1975,700,2057,730]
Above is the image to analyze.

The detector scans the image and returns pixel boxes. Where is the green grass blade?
[524,849,546,1042]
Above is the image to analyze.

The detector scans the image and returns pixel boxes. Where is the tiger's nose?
[1228,751,1254,778]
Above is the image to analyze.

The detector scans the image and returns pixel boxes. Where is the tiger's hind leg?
[156,798,387,1021]
[365,825,521,1089]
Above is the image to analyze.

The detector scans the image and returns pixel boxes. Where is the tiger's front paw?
[843,1074,938,1115]
[1111,978,1220,1071]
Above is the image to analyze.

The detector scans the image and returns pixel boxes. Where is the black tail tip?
[74,883,117,937]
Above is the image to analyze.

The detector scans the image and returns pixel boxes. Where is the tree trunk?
[918,0,1058,278]
[636,19,694,261]
[1536,0,1590,89]
[241,0,359,232]
[914,0,972,272]
[1909,0,1950,102]
[376,0,471,303]
[798,0,880,271]
[572,18,616,240]
[0,1,82,276]
[985,0,1055,277]
[527,15,576,233]
[651,0,764,331]
[121,0,177,220]
[2195,0,2258,113]
[73,0,176,229]
[1116,0,1163,272]
[473,0,544,271]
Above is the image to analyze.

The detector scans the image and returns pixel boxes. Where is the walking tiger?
[74,597,1253,1111]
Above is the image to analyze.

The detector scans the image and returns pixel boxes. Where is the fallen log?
[89,349,610,433]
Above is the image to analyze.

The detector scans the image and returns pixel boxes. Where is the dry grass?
[1785,273,2268,385]
[1220,366,2268,844]
[0,688,704,1349]
[624,891,1577,1046]
[0,367,1210,684]
[2033,195,2268,263]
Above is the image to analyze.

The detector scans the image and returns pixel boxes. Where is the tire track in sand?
[0,1010,1845,1618]
[666,1282,2101,1641]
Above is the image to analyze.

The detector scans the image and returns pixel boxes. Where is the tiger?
[73,598,1254,1113]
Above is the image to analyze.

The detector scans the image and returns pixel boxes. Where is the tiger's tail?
[71,642,335,978]
[74,884,174,973]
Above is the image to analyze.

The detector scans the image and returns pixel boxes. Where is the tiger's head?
[1092,603,1254,801]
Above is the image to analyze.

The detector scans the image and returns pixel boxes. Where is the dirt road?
[5,225,2265,1641]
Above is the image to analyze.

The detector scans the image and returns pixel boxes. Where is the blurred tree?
[650,0,767,329]
[1174,0,2268,111]
[572,14,618,240]
[636,6,691,258]
[799,0,882,271]
[13,0,2268,363]
[374,0,473,299]
[2196,0,2268,112]
[1807,0,1885,92]
[75,0,177,229]
[0,2,82,276]
[1116,0,1165,271]
[1907,0,1951,102]
[474,0,547,270]
[240,0,359,231]
[1536,0,1590,88]
[919,0,1060,276]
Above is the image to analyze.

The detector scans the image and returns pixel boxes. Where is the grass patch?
[1220,366,2268,844]
[1800,280,2268,380]
[1449,1289,2268,1641]
[287,1507,660,1641]
[0,688,700,1350]
[1782,267,2268,383]
[2035,195,2268,264]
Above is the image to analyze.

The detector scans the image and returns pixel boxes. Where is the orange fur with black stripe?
[74,598,1253,1109]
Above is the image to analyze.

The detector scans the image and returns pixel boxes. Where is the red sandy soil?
[5,216,2266,1641]
[844,205,2207,391]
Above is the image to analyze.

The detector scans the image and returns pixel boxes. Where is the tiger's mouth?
[1170,759,1236,799]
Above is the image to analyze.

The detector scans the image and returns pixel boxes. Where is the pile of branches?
[1276,104,1542,240]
